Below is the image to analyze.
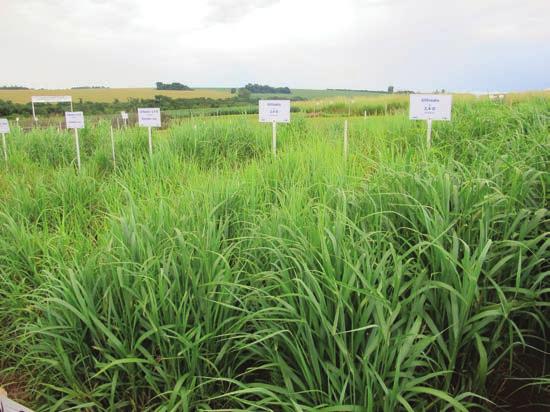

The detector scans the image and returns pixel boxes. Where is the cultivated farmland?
[0,88,399,105]
[0,97,549,411]
[0,88,232,104]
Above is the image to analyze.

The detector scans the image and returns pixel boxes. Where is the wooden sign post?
[409,94,453,148]
[65,111,85,171]
[0,119,10,163]
[138,108,161,158]
[259,100,291,157]
[110,126,116,168]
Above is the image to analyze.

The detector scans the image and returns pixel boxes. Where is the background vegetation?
[156,82,193,91]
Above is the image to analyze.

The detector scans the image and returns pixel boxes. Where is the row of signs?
[257,94,452,123]
[0,94,453,133]
[62,108,162,129]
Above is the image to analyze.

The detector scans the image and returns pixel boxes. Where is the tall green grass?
[0,99,548,411]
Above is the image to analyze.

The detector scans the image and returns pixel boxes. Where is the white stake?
[124,117,127,128]
[2,133,7,163]
[110,125,116,168]
[116,117,120,130]
[364,110,367,119]
[148,126,153,157]
[74,128,81,171]
[426,118,433,148]
[272,120,277,156]
[344,120,349,160]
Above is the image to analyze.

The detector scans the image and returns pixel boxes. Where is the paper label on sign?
[65,111,85,129]
[138,108,161,127]
[259,100,290,123]
[0,119,10,133]
[121,111,129,120]
[409,94,452,121]
[32,95,72,103]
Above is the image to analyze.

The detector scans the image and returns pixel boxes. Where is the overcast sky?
[3,0,549,92]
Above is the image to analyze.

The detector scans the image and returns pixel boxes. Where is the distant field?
[250,89,385,99]
[0,87,384,104]
[0,88,232,103]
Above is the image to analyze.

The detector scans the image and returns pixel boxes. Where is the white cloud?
[1,0,549,91]
[205,0,280,24]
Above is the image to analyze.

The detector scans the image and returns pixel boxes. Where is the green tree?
[238,88,251,100]
[387,85,394,93]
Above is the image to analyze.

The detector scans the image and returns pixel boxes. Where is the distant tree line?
[244,83,291,94]
[156,82,193,91]
[0,85,30,90]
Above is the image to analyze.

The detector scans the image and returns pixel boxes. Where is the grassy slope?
[0,100,549,410]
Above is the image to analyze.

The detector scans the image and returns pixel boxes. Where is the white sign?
[409,94,452,121]
[65,111,85,129]
[138,108,161,127]
[32,95,72,103]
[121,111,129,120]
[0,119,10,134]
[259,100,291,123]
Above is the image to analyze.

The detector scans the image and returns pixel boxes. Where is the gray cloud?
[1,0,549,91]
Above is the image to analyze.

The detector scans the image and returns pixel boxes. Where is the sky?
[2,0,549,92]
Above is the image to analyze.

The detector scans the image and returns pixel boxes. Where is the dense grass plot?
[0,99,549,411]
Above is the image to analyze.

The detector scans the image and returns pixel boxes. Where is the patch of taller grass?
[0,99,548,410]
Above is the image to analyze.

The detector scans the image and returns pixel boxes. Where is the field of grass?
[0,88,232,104]
[0,98,549,411]
[250,89,385,100]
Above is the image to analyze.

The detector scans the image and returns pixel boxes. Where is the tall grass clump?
[0,98,548,411]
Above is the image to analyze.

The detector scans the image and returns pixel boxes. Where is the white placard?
[121,111,129,120]
[65,111,85,129]
[259,100,291,123]
[0,395,34,412]
[0,119,10,134]
[409,94,452,121]
[32,95,72,103]
[138,108,161,127]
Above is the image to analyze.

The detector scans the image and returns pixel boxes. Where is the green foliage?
[0,100,549,411]
[155,82,193,91]
[0,85,30,89]
[0,96,250,117]
[245,83,291,94]
[237,88,252,99]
